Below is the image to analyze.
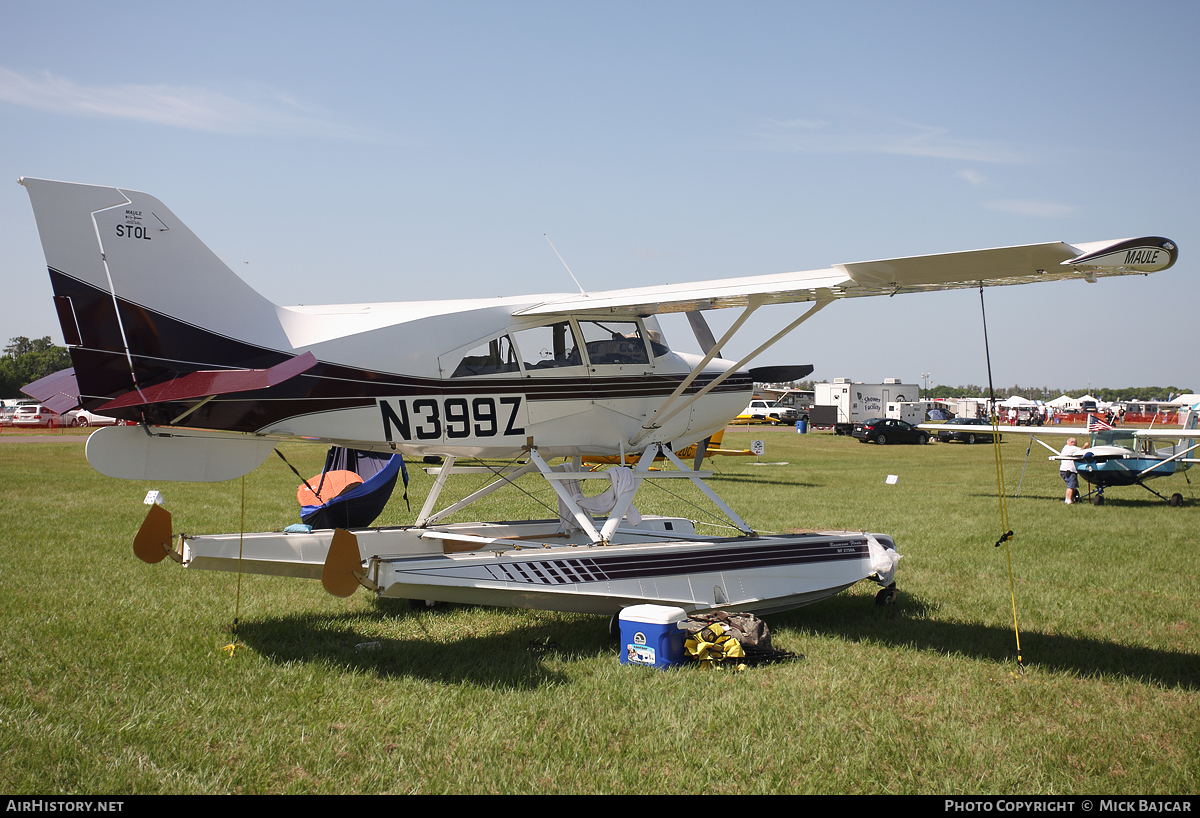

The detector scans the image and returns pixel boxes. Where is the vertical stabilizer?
[22,178,291,352]
[21,178,296,405]
[1181,403,1199,433]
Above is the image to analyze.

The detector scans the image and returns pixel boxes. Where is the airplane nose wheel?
[1170,493,1184,507]
[875,583,897,606]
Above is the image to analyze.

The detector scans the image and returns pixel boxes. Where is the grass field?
[0,427,1196,794]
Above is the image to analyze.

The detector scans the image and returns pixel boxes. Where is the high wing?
[526,237,1176,447]
[517,237,1178,318]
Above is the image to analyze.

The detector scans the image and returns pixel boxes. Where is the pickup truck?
[736,400,799,425]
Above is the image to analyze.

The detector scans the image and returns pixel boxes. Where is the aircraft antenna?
[544,234,588,296]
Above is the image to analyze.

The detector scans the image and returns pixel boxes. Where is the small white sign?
[143,490,164,506]
[885,475,899,485]
[751,440,765,455]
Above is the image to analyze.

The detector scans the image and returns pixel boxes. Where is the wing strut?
[630,297,832,445]
[633,295,767,441]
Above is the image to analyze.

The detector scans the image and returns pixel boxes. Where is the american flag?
[1087,413,1113,432]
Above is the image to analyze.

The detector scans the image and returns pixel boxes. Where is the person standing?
[1059,437,1084,504]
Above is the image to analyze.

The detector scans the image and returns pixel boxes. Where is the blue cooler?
[619,604,687,669]
[796,420,808,434]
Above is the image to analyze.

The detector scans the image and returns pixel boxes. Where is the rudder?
[21,178,295,409]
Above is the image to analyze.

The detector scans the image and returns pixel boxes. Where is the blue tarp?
[300,447,407,530]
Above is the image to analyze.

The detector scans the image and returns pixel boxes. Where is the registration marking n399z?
[379,396,525,442]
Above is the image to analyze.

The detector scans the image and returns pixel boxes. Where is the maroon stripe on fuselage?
[47,268,750,433]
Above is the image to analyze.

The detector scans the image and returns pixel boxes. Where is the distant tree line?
[0,337,71,399]
[920,384,1191,402]
[762,379,1192,403]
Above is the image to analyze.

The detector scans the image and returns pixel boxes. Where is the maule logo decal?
[115,209,151,240]
[1124,248,1160,265]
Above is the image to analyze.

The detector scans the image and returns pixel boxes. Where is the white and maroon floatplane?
[18,177,1177,618]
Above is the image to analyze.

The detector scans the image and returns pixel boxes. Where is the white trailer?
[813,378,921,435]
[886,402,924,424]
[887,399,956,423]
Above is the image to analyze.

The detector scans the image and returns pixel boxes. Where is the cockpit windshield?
[640,315,670,358]
[1090,430,1136,449]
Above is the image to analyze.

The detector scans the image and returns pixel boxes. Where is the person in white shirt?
[1059,437,1084,504]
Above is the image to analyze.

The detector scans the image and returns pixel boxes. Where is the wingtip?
[1064,236,1178,272]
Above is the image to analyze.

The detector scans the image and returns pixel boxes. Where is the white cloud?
[957,169,986,186]
[0,67,389,142]
[983,199,1076,218]
[744,113,1024,164]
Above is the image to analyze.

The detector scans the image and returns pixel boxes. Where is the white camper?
[887,399,955,423]
[813,378,921,435]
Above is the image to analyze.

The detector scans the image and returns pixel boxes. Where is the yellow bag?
[683,622,746,668]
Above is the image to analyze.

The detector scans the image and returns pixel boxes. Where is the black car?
[935,417,1002,444]
[851,418,928,445]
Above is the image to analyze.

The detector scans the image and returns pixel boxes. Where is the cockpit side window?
[512,322,583,372]
[577,319,650,365]
[451,334,520,377]
[1152,438,1182,457]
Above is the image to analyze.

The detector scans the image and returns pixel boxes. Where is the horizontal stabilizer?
[100,352,317,411]
[748,364,814,384]
[20,367,80,414]
[86,425,277,482]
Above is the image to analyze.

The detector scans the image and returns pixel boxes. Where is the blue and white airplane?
[925,410,1198,506]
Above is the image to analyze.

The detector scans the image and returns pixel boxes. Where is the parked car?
[736,399,799,425]
[11,404,62,428]
[852,417,928,445]
[0,406,17,427]
[69,409,125,427]
[936,417,1002,444]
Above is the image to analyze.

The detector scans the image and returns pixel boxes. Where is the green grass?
[0,429,1196,793]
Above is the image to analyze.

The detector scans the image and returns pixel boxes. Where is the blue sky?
[2,1,1196,393]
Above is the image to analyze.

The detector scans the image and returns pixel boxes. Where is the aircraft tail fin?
[1181,404,1200,434]
[20,178,295,412]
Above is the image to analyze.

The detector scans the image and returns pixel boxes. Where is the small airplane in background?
[18,177,1180,618]
[922,409,1198,506]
